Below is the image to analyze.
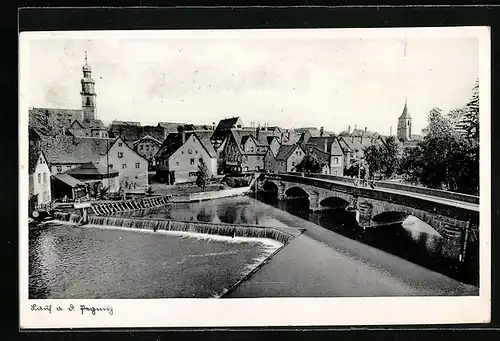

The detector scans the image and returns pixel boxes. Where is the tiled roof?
[305,136,344,156]
[193,131,217,158]
[29,107,83,132]
[309,147,331,164]
[67,129,90,137]
[212,117,242,141]
[158,122,187,131]
[111,120,141,126]
[65,161,119,177]
[276,144,298,161]
[39,135,112,164]
[156,131,217,160]
[350,128,379,139]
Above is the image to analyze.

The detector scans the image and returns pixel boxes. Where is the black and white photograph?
[19,26,490,328]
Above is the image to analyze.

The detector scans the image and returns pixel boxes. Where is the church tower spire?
[397,97,412,141]
[80,51,97,121]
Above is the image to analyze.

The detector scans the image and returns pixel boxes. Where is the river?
[29,194,479,299]
[115,193,479,286]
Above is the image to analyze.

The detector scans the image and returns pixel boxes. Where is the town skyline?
[25,29,478,135]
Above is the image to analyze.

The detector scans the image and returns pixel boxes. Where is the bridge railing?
[283,172,479,205]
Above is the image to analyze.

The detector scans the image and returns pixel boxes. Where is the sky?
[23,29,479,136]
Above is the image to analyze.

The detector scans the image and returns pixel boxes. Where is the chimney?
[324,138,328,153]
[347,125,351,134]
[256,127,260,139]
[181,130,186,143]
[390,125,392,136]
[354,124,357,131]
[320,126,324,137]
[365,127,367,134]
[281,132,284,144]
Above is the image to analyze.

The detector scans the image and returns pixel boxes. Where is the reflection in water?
[113,192,479,286]
[255,191,479,287]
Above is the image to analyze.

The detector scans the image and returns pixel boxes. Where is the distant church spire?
[397,97,412,141]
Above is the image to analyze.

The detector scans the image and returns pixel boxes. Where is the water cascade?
[87,216,295,245]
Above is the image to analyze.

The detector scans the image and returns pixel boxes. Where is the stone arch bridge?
[258,173,480,259]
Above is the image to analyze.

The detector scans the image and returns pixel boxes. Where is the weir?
[85,215,300,245]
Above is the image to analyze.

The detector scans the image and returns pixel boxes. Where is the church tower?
[397,97,412,141]
[80,51,97,121]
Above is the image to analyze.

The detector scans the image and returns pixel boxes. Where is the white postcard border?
[19,26,491,329]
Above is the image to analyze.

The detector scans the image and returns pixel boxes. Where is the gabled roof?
[156,131,217,160]
[39,135,112,164]
[305,136,344,156]
[133,135,162,146]
[276,144,300,161]
[308,147,331,164]
[350,128,380,139]
[212,117,243,141]
[193,131,217,158]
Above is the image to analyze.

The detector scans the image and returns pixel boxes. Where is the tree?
[196,158,210,191]
[295,153,325,174]
[363,136,399,179]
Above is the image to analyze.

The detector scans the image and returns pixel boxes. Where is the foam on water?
[82,223,284,249]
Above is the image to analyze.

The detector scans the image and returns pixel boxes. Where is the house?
[296,126,330,146]
[28,145,52,211]
[38,135,149,190]
[106,137,149,189]
[210,117,244,148]
[274,144,306,173]
[218,128,274,173]
[305,136,345,176]
[38,135,110,175]
[155,130,218,185]
[133,135,162,169]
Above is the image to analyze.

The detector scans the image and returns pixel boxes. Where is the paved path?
[226,218,478,298]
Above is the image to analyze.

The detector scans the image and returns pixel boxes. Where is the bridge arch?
[262,180,279,192]
[285,186,310,199]
[320,196,350,210]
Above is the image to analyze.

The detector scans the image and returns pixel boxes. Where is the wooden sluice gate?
[90,195,171,216]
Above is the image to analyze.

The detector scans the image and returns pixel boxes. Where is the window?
[292,162,295,167]
[109,164,113,169]
[135,163,140,168]
[37,173,41,184]
[118,142,123,147]
[333,170,338,176]
[118,152,123,158]
[146,145,149,151]
[188,149,193,154]
[189,171,198,177]
[122,164,127,169]
[195,150,198,154]
[43,172,47,184]
[181,151,184,154]
[190,158,195,165]
[250,147,254,153]
[56,166,62,174]
[333,157,339,165]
